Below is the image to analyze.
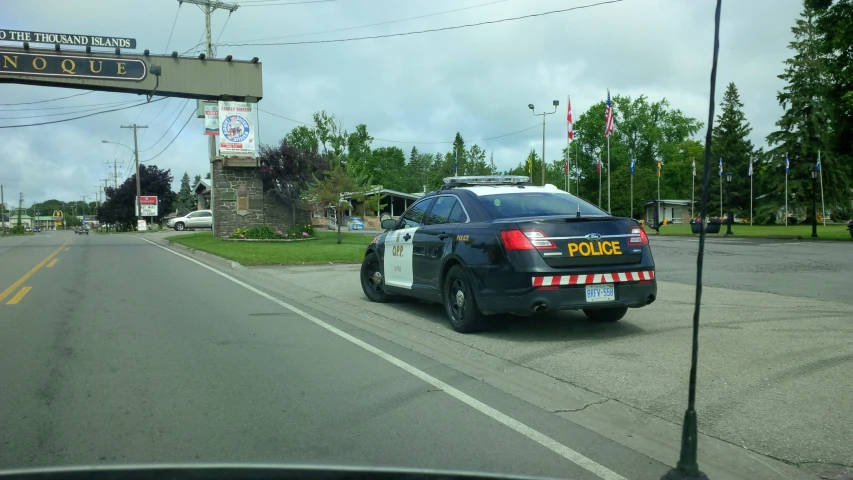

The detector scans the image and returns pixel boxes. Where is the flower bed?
[231,224,315,241]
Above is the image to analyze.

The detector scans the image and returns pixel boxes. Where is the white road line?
[134,236,626,480]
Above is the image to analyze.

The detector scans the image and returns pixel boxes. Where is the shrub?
[10,225,26,234]
[232,223,316,240]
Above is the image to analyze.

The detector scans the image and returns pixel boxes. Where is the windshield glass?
[476,191,607,218]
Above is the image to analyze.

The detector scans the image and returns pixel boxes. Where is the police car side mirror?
[381,218,397,230]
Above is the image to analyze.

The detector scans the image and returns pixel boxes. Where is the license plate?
[585,283,615,303]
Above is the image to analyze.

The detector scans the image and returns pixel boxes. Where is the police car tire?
[360,252,393,303]
[583,307,628,323]
[443,265,487,333]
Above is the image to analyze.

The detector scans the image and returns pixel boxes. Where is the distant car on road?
[167,210,213,231]
[75,226,89,235]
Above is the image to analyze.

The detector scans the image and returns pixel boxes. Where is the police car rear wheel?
[360,253,393,303]
[444,265,486,333]
[583,307,628,323]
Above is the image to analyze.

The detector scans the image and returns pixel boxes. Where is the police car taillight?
[628,226,649,246]
[522,229,556,249]
[500,229,555,250]
[500,230,534,250]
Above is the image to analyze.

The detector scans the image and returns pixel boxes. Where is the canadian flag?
[567,97,574,141]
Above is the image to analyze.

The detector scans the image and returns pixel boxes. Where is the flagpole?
[598,154,602,208]
[719,176,722,218]
[566,95,570,194]
[785,160,788,226]
[750,165,753,226]
[691,160,695,219]
[819,150,826,226]
[607,136,611,214]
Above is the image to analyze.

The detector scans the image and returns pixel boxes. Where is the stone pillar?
[211,158,266,238]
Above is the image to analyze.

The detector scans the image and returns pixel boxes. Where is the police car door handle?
[403,233,412,241]
[437,233,450,240]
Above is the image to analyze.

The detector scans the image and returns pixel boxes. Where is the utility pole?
[17,192,23,227]
[181,0,239,236]
[0,184,5,234]
[106,159,122,189]
[121,124,148,229]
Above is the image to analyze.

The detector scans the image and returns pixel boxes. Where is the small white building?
[644,200,692,226]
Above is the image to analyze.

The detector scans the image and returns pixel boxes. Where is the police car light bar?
[442,175,531,186]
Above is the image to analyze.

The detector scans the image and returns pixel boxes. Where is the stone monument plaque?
[236,183,249,216]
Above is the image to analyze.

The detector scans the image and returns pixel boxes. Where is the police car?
[359,175,657,333]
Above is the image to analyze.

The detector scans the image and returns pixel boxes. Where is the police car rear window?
[476,192,606,218]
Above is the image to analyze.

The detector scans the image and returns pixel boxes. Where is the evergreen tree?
[175,172,195,215]
[711,83,754,216]
[772,3,850,218]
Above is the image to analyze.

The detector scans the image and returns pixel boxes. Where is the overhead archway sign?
[1,51,146,81]
[0,29,136,49]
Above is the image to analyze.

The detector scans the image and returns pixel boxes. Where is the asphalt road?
[0,230,674,480]
[251,235,852,480]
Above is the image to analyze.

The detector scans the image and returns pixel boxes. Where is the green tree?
[174,172,196,215]
[807,0,853,210]
[346,124,374,178]
[369,146,407,190]
[768,5,848,220]
[568,95,702,217]
[285,125,320,154]
[309,156,368,244]
[711,83,755,216]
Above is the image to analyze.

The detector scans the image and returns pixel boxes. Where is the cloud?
[0,0,803,203]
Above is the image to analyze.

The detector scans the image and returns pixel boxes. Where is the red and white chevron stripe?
[532,270,655,287]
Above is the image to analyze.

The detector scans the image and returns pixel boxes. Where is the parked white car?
[167,210,213,231]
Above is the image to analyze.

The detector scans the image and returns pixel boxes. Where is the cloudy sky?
[1,0,803,206]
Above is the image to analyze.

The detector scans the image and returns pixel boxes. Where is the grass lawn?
[644,223,852,240]
[165,230,373,265]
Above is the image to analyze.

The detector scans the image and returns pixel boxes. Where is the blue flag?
[718,158,722,177]
[630,157,635,175]
[785,152,790,174]
[816,151,821,172]
[453,149,458,175]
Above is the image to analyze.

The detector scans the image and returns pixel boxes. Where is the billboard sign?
[135,196,158,216]
[203,101,219,135]
[218,101,258,157]
[0,29,137,49]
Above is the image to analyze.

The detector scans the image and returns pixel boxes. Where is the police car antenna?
[576,203,581,218]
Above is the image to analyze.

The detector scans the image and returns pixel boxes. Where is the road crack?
[551,398,609,413]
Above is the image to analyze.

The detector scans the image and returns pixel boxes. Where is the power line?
[0,99,141,112]
[220,0,622,46]
[164,2,182,53]
[226,0,510,43]
[140,108,196,163]
[139,99,192,152]
[0,98,167,129]
[0,100,144,120]
[0,90,94,106]
[259,108,541,145]
[238,0,336,5]
[213,12,233,55]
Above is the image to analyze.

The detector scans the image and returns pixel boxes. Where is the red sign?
[139,196,157,205]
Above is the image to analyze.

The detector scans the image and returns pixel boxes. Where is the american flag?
[567,97,574,141]
[604,90,615,138]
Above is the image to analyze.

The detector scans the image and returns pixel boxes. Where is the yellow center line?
[0,237,73,303]
[6,286,32,305]
[47,258,59,268]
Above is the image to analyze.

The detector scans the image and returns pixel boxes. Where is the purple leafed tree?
[260,138,330,224]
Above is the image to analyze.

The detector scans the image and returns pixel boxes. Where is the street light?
[529,100,560,186]
[724,170,734,236]
[811,166,818,238]
[102,139,141,230]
